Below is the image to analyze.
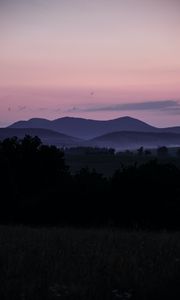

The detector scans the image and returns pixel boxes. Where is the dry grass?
[0,226,180,299]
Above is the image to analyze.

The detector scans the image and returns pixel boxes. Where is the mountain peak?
[9,115,157,139]
[28,118,49,122]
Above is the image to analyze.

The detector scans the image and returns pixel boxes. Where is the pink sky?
[0,0,180,127]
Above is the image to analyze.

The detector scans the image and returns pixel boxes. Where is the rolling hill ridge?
[0,128,81,147]
[9,116,180,139]
[89,131,180,150]
[2,116,180,149]
[9,116,162,139]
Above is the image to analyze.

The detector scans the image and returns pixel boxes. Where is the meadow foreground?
[0,226,180,300]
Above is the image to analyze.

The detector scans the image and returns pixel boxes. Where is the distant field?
[0,226,180,299]
[65,149,180,176]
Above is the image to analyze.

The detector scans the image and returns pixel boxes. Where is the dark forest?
[1,135,180,229]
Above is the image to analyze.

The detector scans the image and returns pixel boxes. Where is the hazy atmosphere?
[1,2,180,299]
[0,0,180,126]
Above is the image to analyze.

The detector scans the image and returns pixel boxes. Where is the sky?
[0,0,180,127]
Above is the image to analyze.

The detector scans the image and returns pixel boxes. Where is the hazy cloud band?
[71,100,180,113]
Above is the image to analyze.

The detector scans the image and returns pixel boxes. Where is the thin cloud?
[18,105,27,111]
[16,106,50,113]
[37,107,48,112]
[71,100,180,113]
[165,107,180,115]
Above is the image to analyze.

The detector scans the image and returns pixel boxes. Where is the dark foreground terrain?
[0,226,180,300]
[1,136,180,229]
[1,136,180,299]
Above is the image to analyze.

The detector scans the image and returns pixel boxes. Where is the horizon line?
[3,115,180,129]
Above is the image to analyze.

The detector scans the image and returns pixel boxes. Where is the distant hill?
[9,116,180,139]
[162,127,180,134]
[7,116,180,149]
[89,131,180,150]
[0,128,81,147]
[9,116,159,139]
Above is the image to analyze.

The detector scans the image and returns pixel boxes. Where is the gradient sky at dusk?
[0,0,180,127]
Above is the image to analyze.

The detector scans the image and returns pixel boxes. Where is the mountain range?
[0,116,179,149]
[9,116,180,138]
[90,131,180,150]
[0,128,81,147]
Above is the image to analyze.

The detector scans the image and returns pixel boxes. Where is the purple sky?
[0,0,180,127]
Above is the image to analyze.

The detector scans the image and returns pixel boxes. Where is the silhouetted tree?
[176,148,180,157]
[157,146,168,157]
[144,149,151,156]
[137,146,144,156]
[0,136,180,229]
[125,150,133,156]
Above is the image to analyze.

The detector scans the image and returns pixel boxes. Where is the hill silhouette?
[0,128,81,147]
[9,116,158,139]
[6,116,180,149]
[89,131,180,150]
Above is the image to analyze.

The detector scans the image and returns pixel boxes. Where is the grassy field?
[65,150,180,176]
[0,226,180,299]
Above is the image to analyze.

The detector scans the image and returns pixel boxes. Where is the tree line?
[0,136,180,229]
